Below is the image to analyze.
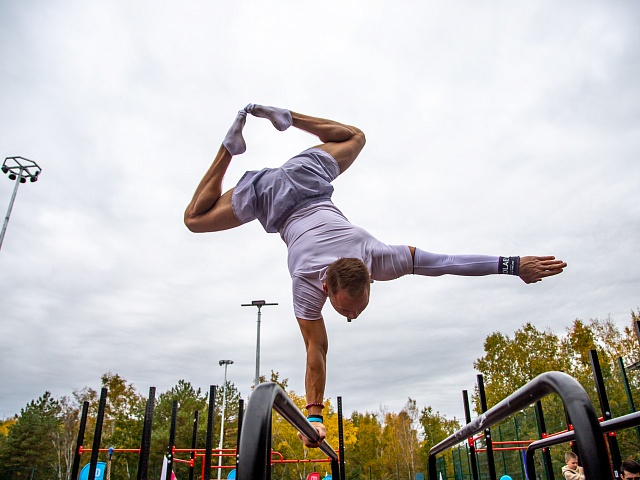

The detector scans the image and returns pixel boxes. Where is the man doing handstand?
[184,104,567,448]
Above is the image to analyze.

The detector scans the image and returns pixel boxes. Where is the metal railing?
[525,411,640,479]
[236,382,340,480]
[428,371,611,480]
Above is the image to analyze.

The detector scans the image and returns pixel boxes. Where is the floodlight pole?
[217,360,233,480]
[241,300,278,387]
[1,156,42,252]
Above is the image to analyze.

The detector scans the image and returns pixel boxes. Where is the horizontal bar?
[528,411,640,451]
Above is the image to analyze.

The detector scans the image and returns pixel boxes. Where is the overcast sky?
[1,1,639,427]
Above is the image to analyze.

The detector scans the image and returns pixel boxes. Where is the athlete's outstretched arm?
[296,317,328,448]
[406,247,567,283]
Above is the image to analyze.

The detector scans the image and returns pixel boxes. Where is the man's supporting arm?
[296,317,328,448]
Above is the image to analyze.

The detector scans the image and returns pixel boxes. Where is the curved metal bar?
[525,411,640,479]
[428,372,610,480]
[237,382,338,480]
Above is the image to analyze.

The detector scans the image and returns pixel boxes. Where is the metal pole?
[477,375,497,480]
[617,357,640,442]
[1,156,41,252]
[589,349,622,478]
[218,360,233,480]
[241,301,277,387]
[256,306,261,387]
[462,390,479,480]
[0,170,22,251]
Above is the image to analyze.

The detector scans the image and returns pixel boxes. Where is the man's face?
[622,472,640,480]
[567,459,579,470]
[325,285,369,321]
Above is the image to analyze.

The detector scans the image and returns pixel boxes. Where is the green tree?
[0,392,62,479]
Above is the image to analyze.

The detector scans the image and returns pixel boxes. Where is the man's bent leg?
[184,144,243,233]
[291,111,366,174]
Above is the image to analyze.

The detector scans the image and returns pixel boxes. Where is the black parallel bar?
[428,372,609,480]
[237,382,339,480]
[590,349,622,477]
[166,400,178,480]
[89,388,108,480]
[137,387,156,480]
[236,398,244,472]
[70,401,89,480]
[534,401,555,480]
[526,411,640,479]
[338,396,345,480]
[477,375,497,480]
[204,385,216,480]
[462,390,479,480]
[188,411,199,480]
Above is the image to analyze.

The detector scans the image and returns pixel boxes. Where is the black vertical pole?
[166,400,178,480]
[204,385,217,480]
[477,375,497,480]
[235,398,244,472]
[534,401,555,480]
[189,411,199,480]
[462,390,479,480]
[635,320,640,347]
[338,396,345,480]
[88,388,108,480]
[617,357,640,442]
[137,387,155,480]
[70,401,89,480]
[589,349,622,478]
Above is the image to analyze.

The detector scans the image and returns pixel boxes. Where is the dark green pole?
[618,357,640,442]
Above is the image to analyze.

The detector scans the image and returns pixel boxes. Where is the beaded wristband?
[307,415,324,423]
[305,402,325,410]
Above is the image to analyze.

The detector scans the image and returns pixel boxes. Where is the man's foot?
[245,103,292,131]
[222,110,247,155]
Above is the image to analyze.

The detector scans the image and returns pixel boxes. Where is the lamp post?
[1,156,42,252]
[241,300,278,387]
[217,359,233,480]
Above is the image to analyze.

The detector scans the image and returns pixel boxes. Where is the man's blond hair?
[325,258,370,297]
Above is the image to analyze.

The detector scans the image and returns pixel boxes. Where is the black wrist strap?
[499,256,520,275]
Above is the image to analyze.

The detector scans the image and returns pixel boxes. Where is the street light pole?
[1,156,42,252]
[217,359,233,480]
[241,300,278,387]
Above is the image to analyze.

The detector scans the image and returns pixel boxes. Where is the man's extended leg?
[291,111,366,174]
[246,104,366,174]
[184,111,248,233]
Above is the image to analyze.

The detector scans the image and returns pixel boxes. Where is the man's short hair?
[325,258,370,297]
[622,460,640,475]
[565,451,578,463]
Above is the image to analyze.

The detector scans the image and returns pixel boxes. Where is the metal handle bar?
[237,382,339,480]
[428,371,610,480]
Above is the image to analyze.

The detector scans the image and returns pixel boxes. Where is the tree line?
[0,311,638,480]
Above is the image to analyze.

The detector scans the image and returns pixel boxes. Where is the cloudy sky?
[1,1,639,428]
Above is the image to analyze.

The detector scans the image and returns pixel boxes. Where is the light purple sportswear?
[232,148,500,320]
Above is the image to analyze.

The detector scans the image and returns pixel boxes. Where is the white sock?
[245,103,292,131]
[222,110,247,155]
